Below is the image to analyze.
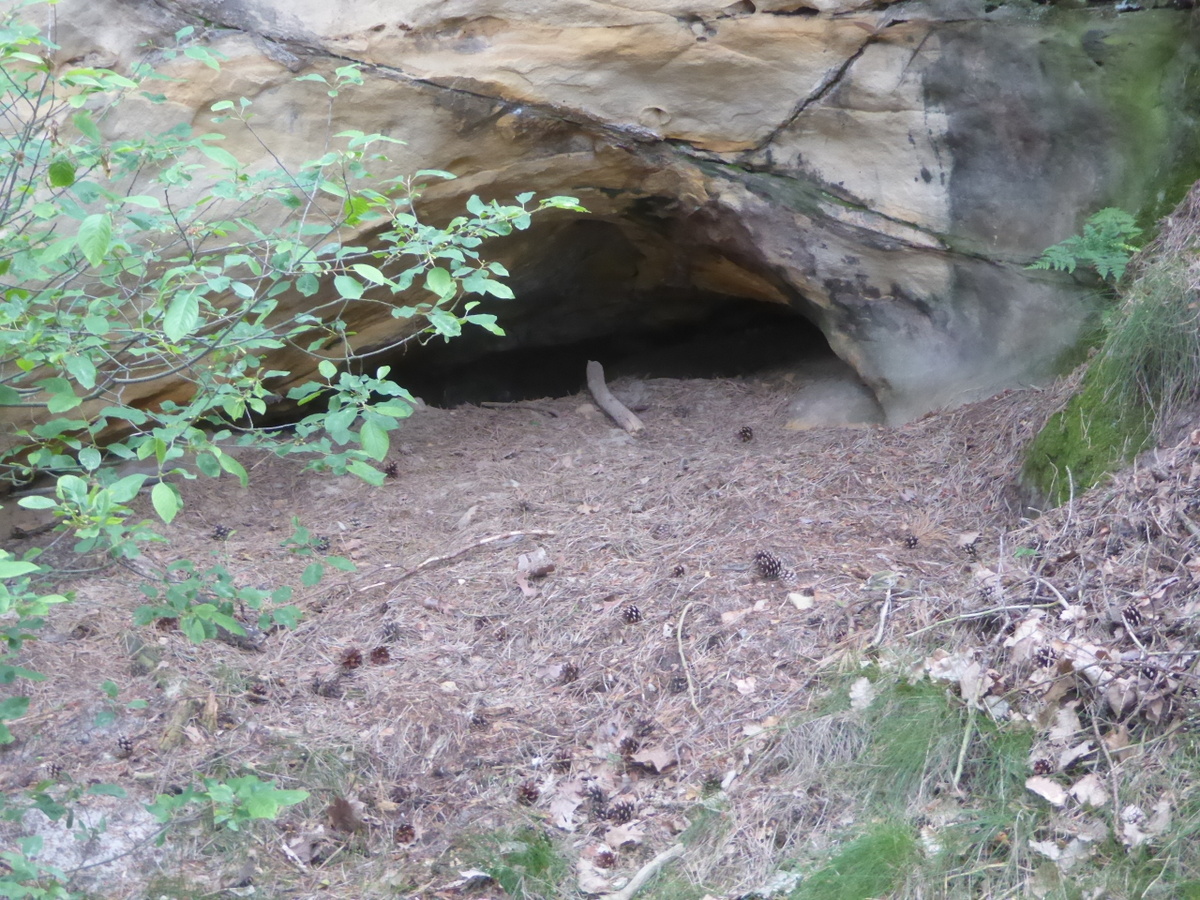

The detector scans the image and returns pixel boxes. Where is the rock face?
[34,0,1200,422]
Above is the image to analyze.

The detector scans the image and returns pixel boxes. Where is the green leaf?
[0,559,40,578]
[296,272,319,296]
[17,495,57,510]
[425,267,455,299]
[164,291,200,341]
[87,783,128,798]
[351,263,393,286]
[108,473,149,502]
[318,359,338,379]
[427,307,461,338]
[482,280,515,300]
[333,274,364,300]
[195,453,221,477]
[198,142,242,169]
[83,315,110,335]
[347,458,386,485]
[325,555,356,572]
[359,419,389,461]
[77,213,112,267]
[242,786,308,819]
[79,446,102,471]
[216,452,248,486]
[46,384,82,413]
[48,158,76,187]
[301,562,324,587]
[72,109,102,142]
[151,481,181,524]
[65,354,97,389]
[0,696,30,719]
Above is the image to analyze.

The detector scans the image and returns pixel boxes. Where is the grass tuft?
[466,827,568,900]
[792,821,918,900]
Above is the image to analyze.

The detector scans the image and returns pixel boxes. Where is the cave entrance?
[370,216,842,409]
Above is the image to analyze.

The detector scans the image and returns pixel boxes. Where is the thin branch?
[676,602,702,717]
[600,844,685,900]
[356,530,556,588]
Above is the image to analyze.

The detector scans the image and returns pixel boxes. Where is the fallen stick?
[479,401,559,417]
[586,360,644,435]
[601,844,684,900]
[356,530,556,588]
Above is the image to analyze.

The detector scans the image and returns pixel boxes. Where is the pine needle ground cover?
[6,369,1200,899]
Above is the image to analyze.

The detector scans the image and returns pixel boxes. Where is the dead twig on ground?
[479,401,559,417]
[355,530,556,588]
[600,844,685,900]
[677,602,702,717]
[587,360,644,434]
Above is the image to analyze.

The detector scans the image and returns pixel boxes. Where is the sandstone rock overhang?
[25,0,1200,426]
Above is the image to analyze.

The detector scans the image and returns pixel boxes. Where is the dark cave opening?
[382,297,832,408]
[365,216,839,409]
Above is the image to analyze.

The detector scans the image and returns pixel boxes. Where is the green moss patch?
[1022,373,1151,509]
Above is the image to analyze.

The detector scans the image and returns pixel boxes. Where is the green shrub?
[0,8,581,895]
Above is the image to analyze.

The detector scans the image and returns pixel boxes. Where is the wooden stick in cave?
[586,360,645,435]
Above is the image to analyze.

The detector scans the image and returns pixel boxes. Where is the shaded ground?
[10,367,1198,899]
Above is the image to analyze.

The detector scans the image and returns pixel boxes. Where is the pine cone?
[753,550,784,580]
[516,780,540,805]
[608,801,635,824]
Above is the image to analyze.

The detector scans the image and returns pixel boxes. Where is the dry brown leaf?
[1103,725,1134,761]
[720,607,754,625]
[1104,679,1137,717]
[604,822,645,848]
[282,832,322,867]
[327,795,365,833]
[1026,776,1068,806]
[577,858,612,895]
[1058,741,1095,769]
[958,662,991,707]
[734,676,757,695]
[787,591,814,610]
[1048,706,1083,741]
[454,505,479,530]
[438,870,494,892]
[549,793,584,831]
[1069,773,1110,808]
[630,744,678,773]
[1005,612,1046,665]
[518,548,554,579]
[849,676,876,711]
